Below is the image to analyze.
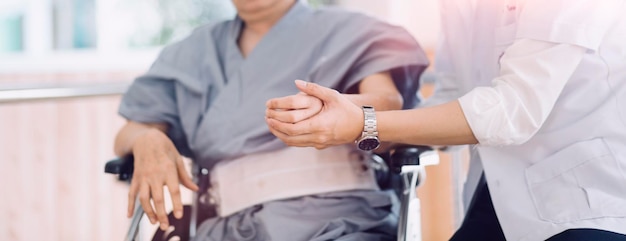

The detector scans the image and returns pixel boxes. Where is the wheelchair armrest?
[104,155,134,181]
[388,145,439,174]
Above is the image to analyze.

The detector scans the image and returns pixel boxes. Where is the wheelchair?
[105,144,439,241]
[105,62,432,241]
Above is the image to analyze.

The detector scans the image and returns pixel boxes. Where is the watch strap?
[362,105,378,137]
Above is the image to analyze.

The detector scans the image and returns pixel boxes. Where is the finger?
[168,156,186,220]
[127,179,139,218]
[150,184,169,230]
[265,108,320,123]
[176,157,199,192]
[266,117,289,138]
[266,119,291,139]
[139,182,157,224]
[294,80,340,103]
[167,178,184,219]
[266,94,319,110]
[314,143,331,150]
[266,117,332,145]
[266,117,313,136]
[265,96,295,110]
[267,123,326,148]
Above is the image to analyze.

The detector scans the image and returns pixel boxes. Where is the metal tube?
[0,82,130,104]
[397,172,411,241]
[126,199,144,241]
[451,148,466,228]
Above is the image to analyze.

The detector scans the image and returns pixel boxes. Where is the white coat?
[430,0,626,240]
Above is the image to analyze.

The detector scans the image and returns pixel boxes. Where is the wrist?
[355,110,364,142]
[131,128,164,153]
[355,105,381,151]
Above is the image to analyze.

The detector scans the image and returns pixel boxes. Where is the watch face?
[358,137,380,151]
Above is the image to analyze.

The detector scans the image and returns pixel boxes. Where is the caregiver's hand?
[265,80,363,149]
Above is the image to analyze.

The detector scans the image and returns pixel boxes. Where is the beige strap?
[209,145,379,217]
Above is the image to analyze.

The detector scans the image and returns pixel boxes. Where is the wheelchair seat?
[105,145,439,241]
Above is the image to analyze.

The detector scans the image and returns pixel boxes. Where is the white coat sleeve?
[459,39,586,146]
[457,0,624,146]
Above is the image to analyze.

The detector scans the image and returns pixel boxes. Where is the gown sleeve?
[117,25,217,157]
[309,12,430,109]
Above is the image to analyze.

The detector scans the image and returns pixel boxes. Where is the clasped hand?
[265,80,363,149]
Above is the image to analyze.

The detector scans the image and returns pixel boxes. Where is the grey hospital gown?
[119,2,428,240]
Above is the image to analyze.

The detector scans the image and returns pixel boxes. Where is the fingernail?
[175,211,183,219]
[295,79,308,87]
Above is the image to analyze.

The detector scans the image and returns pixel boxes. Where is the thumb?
[294,80,339,103]
[176,157,199,192]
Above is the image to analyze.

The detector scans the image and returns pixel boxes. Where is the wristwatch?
[356,105,381,151]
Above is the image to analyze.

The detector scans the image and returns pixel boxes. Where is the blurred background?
[0,0,468,240]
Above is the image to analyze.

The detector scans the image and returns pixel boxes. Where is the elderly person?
[113,0,428,240]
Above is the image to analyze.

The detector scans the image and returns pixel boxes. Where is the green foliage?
[308,0,338,8]
[127,0,337,47]
[127,0,235,47]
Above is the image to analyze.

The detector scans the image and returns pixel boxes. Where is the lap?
[192,190,398,241]
[449,174,506,241]
[450,174,626,241]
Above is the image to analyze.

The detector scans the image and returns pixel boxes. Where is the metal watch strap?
[362,105,378,137]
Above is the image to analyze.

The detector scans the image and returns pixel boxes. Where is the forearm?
[344,71,403,111]
[345,71,405,152]
[377,100,478,146]
[114,121,169,156]
[344,93,403,111]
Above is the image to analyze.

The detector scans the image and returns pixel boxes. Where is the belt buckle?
[349,150,371,172]
[206,174,221,215]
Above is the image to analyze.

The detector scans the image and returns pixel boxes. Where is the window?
[0,1,25,53]
[0,0,347,73]
[118,0,236,48]
[53,0,98,50]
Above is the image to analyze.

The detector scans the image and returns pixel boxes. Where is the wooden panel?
[417,152,456,241]
[0,73,136,241]
[0,96,132,241]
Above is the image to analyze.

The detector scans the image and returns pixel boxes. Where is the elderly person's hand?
[125,126,198,230]
[266,80,363,149]
[264,91,323,124]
